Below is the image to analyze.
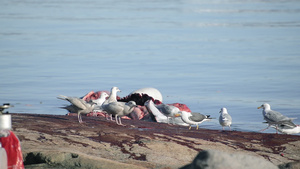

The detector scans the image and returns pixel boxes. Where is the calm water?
[1,0,300,134]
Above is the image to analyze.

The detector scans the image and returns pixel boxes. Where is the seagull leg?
[188,125,192,130]
[115,115,119,124]
[260,125,270,132]
[78,113,82,123]
[196,124,199,130]
[118,117,126,126]
[118,117,122,125]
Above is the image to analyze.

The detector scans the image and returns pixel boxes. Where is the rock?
[11,114,300,169]
[23,151,146,169]
[180,150,278,169]
[279,161,300,169]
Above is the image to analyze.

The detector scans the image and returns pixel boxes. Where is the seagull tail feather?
[206,115,214,119]
[57,95,68,100]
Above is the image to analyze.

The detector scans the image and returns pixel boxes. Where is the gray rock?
[180,150,278,169]
[23,151,145,169]
[278,161,300,169]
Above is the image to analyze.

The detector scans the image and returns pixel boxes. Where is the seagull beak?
[174,113,181,117]
[257,106,262,109]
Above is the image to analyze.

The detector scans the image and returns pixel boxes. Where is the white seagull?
[258,103,296,134]
[155,103,181,124]
[180,111,212,130]
[103,87,121,104]
[144,100,188,126]
[272,123,300,135]
[219,107,232,131]
[92,92,109,112]
[102,87,121,120]
[57,95,95,123]
[144,100,168,123]
[102,101,137,126]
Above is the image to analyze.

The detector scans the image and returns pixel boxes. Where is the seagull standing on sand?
[219,108,232,131]
[179,111,212,130]
[258,103,296,134]
[102,101,137,126]
[57,95,95,123]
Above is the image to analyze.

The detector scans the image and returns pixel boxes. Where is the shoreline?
[10,113,300,168]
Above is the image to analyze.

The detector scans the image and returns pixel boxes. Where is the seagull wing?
[156,104,170,116]
[58,95,87,110]
[264,110,290,124]
[102,102,124,115]
[156,104,179,117]
[189,113,206,122]
[222,114,232,122]
[279,121,297,129]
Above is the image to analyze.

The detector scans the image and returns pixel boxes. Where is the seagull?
[92,92,109,111]
[102,101,137,126]
[62,92,109,116]
[60,104,79,114]
[57,95,95,123]
[102,87,121,120]
[155,103,181,124]
[258,103,296,133]
[179,111,212,130]
[144,100,188,126]
[144,100,167,123]
[219,107,232,131]
[271,123,300,135]
[103,87,121,104]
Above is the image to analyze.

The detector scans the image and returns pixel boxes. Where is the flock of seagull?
[57,87,300,135]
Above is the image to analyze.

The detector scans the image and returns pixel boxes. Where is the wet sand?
[11,113,300,168]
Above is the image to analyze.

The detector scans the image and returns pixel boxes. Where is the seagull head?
[112,86,121,93]
[219,107,228,114]
[101,92,109,98]
[127,101,138,107]
[257,103,270,110]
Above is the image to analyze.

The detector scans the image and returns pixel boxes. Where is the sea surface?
[1,0,300,134]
